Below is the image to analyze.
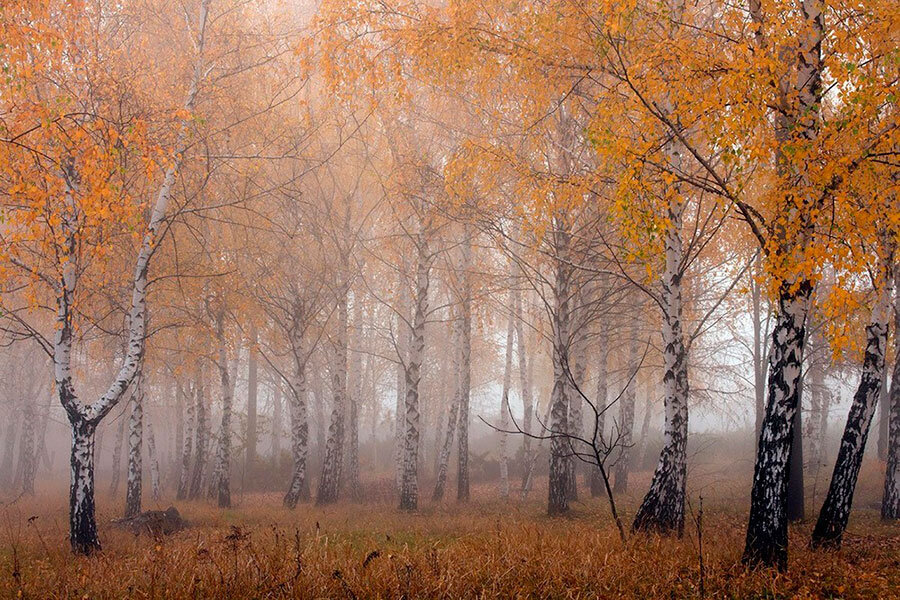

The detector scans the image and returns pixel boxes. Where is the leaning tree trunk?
[400,235,430,511]
[147,420,161,501]
[614,327,639,494]
[317,288,349,506]
[20,400,36,495]
[882,262,900,519]
[813,267,892,547]
[124,375,144,519]
[457,232,472,503]
[177,382,195,500]
[433,318,462,501]
[499,295,515,499]
[188,368,210,500]
[548,226,572,516]
[741,279,813,569]
[634,195,689,536]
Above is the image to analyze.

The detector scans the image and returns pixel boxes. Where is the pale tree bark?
[806,319,829,468]
[750,258,770,439]
[394,269,410,492]
[634,193,689,536]
[20,400,36,495]
[515,284,535,497]
[124,374,144,519]
[614,323,640,494]
[284,297,311,508]
[189,366,210,500]
[109,412,126,496]
[433,316,461,502]
[346,296,363,500]
[147,420,160,501]
[53,0,211,553]
[566,325,586,501]
[210,304,233,509]
[174,380,184,488]
[498,290,515,499]
[1,409,18,487]
[177,380,194,500]
[271,376,283,460]
[401,231,431,511]
[882,262,900,519]
[457,230,472,503]
[317,286,349,505]
[548,223,572,516]
[246,324,259,474]
[813,257,893,547]
[590,318,610,498]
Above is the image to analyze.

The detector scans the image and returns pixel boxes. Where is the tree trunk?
[433,317,461,501]
[813,268,892,547]
[614,328,639,494]
[514,284,534,496]
[634,195,688,536]
[147,421,160,501]
[317,289,349,505]
[807,321,828,468]
[457,232,472,503]
[877,371,889,460]
[742,279,813,569]
[271,376,283,460]
[591,318,610,497]
[1,409,19,487]
[212,328,233,509]
[174,380,184,488]
[246,324,259,475]
[284,306,311,508]
[347,297,363,500]
[548,225,571,516]
[882,262,900,519]
[20,401,36,495]
[401,234,430,511]
[177,381,195,500]
[124,375,144,519]
[566,329,586,501]
[188,366,209,500]
[499,293,515,499]
[751,260,768,440]
[69,417,99,553]
[786,401,805,522]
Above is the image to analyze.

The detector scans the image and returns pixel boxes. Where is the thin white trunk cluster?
[317,287,349,505]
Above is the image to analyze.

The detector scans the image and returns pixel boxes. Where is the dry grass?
[1,474,899,599]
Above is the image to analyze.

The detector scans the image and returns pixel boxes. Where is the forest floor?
[1,468,899,599]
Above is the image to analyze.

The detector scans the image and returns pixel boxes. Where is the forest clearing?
[2,464,899,599]
[1,0,899,597]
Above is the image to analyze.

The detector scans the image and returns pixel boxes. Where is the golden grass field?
[1,465,899,599]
